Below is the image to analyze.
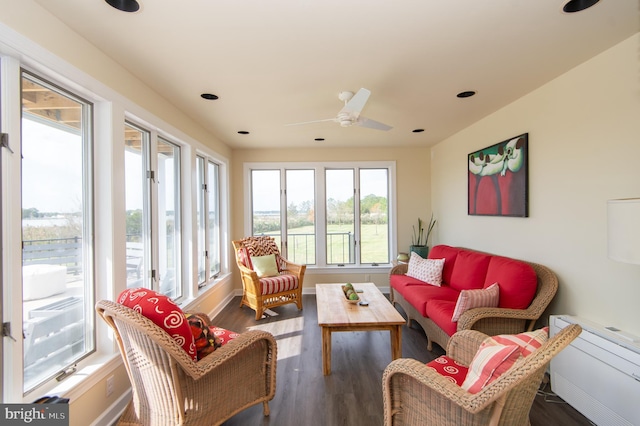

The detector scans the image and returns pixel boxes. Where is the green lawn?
[266,223,388,265]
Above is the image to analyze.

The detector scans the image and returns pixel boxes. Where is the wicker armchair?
[389,258,558,351]
[96,300,277,426]
[382,324,581,426]
[232,236,305,320]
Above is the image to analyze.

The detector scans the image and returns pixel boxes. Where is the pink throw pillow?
[461,343,522,393]
[485,327,549,357]
[451,282,499,322]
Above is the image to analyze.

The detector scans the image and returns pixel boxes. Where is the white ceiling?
[34,0,639,150]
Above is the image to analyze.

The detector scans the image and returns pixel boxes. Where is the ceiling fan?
[287,88,393,131]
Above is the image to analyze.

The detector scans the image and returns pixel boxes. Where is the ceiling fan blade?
[285,118,337,127]
[356,116,393,131]
[340,88,371,116]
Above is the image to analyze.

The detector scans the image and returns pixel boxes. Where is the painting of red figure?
[468,134,528,217]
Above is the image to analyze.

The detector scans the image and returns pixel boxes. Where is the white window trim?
[244,161,397,273]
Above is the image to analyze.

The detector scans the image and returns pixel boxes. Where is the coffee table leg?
[390,325,402,360]
[322,326,331,375]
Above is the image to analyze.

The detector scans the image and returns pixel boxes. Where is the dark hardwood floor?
[214,294,593,426]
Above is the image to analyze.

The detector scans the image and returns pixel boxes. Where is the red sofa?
[389,245,558,351]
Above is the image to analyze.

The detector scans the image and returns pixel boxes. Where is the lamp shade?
[607,198,640,265]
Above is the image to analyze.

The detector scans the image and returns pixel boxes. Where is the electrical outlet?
[106,375,115,397]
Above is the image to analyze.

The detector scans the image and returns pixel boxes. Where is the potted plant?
[410,214,436,259]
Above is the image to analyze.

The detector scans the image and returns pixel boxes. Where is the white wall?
[431,33,640,335]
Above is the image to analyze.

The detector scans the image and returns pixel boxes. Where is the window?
[20,71,95,393]
[196,156,206,284]
[248,162,394,268]
[207,160,221,279]
[197,156,221,286]
[124,123,151,288]
[251,169,282,247]
[124,125,182,298]
[286,169,315,265]
[157,137,181,298]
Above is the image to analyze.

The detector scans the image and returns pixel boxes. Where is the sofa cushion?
[403,285,459,317]
[426,355,469,386]
[449,250,492,291]
[484,256,537,309]
[390,273,436,293]
[425,299,458,336]
[428,245,460,285]
[451,282,500,322]
[406,252,445,286]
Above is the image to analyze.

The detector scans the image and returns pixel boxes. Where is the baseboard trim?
[90,389,131,426]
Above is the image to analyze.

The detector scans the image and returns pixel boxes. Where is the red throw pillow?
[118,288,197,360]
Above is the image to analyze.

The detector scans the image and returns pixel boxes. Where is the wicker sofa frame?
[389,255,558,352]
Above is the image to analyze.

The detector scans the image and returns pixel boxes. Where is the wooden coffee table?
[316,283,405,375]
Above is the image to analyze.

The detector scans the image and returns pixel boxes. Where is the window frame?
[0,46,231,402]
[244,161,397,272]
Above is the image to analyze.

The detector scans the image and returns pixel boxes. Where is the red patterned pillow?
[118,288,197,360]
[210,326,239,346]
[426,356,469,386]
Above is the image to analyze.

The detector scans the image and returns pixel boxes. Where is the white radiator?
[549,315,640,426]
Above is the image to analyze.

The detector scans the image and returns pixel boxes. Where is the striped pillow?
[461,343,522,393]
[451,282,499,322]
[486,327,549,357]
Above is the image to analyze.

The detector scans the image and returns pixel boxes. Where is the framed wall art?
[468,133,528,217]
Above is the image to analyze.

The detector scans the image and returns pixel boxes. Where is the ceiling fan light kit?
[287,88,393,131]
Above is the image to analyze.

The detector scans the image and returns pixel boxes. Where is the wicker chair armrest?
[456,306,543,332]
[445,330,489,365]
[181,330,277,380]
[279,257,306,275]
[383,358,502,415]
[389,263,408,276]
[236,262,259,278]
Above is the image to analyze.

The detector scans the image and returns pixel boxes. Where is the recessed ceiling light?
[201,93,219,100]
[412,129,425,133]
[457,91,476,98]
[105,0,140,12]
[563,0,599,13]
[314,138,325,141]
[238,131,250,135]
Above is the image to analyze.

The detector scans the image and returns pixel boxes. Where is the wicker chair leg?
[426,337,433,352]
[263,401,270,417]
